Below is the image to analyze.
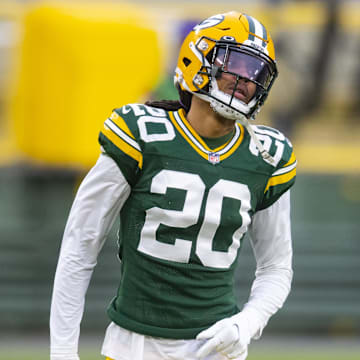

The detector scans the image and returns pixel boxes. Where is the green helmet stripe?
[244,14,267,47]
[244,14,256,41]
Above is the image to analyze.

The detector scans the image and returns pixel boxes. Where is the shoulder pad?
[250,125,294,168]
[115,103,168,119]
[99,105,143,177]
[251,125,296,210]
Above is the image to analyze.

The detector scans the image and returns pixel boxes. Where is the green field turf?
[1,349,360,360]
[1,335,359,360]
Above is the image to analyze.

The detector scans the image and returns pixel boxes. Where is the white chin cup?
[208,81,257,122]
[210,96,246,122]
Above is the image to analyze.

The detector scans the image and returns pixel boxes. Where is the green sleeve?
[98,106,143,186]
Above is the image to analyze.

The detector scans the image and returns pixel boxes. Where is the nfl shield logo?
[208,152,220,164]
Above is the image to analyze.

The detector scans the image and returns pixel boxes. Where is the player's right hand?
[196,315,250,359]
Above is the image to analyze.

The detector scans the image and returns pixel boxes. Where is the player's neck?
[186,96,236,138]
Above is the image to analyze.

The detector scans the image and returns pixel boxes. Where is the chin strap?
[238,116,276,166]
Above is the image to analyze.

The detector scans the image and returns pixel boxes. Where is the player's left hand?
[196,313,252,359]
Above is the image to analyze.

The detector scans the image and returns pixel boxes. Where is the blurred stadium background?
[0,0,359,359]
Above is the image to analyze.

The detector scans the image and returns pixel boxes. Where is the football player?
[50,11,296,360]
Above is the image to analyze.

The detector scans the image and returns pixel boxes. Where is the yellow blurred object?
[11,1,163,168]
[0,1,23,165]
[295,143,360,174]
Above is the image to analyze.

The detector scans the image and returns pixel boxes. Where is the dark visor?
[214,47,273,89]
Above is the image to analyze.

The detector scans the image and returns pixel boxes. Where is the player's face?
[216,72,257,104]
[214,47,271,104]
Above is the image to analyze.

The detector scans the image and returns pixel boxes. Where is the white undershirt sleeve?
[50,154,131,360]
[241,190,293,339]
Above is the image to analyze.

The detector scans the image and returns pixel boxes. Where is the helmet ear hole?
[182,57,191,67]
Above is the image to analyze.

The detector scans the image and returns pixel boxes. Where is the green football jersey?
[98,103,296,339]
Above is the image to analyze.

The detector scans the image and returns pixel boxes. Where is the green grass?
[1,335,359,360]
[1,350,360,360]
[249,352,360,360]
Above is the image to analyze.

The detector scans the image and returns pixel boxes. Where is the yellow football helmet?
[174,11,278,120]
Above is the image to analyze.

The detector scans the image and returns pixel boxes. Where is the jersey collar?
[169,108,244,164]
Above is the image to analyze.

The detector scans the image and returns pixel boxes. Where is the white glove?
[196,309,263,359]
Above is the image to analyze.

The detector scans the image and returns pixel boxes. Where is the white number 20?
[138,170,251,269]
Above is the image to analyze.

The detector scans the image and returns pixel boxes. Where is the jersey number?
[138,170,251,269]
[249,127,286,167]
